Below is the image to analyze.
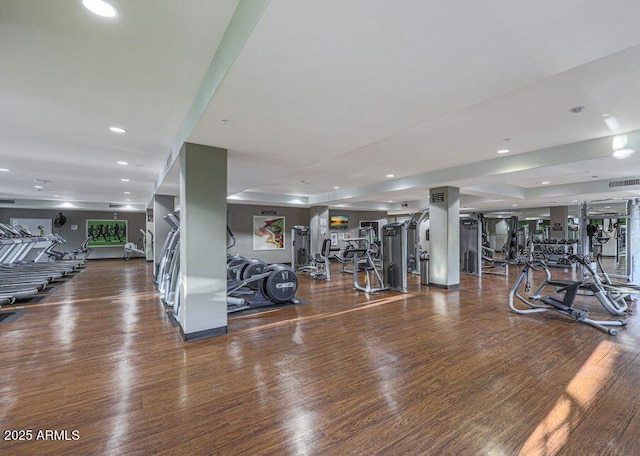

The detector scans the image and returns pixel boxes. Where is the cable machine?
[460,214,482,275]
[382,222,408,293]
[406,210,429,275]
[291,225,311,271]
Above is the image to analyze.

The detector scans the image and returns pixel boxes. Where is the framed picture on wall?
[330,215,349,230]
[86,219,128,247]
[359,221,380,241]
[253,215,285,250]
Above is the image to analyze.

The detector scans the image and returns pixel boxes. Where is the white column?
[628,199,640,286]
[178,143,228,341]
[549,206,568,240]
[310,206,329,254]
[428,186,460,289]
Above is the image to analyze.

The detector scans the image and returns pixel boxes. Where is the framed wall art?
[253,216,285,250]
[86,219,128,247]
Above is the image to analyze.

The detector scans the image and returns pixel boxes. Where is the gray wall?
[227,206,388,263]
[227,204,310,264]
[328,209,388,247]
[0,208,146,259]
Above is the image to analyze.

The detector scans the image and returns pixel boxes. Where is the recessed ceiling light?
[109,126,127,134]
[124,191,131,195]
[570,200,578,202]
[83,0,118,18]
[333,186,340,190]
[512,204,518,207]
[53,194,60,198]
[497,149,510,154]
[121,178,129,182]
[117,161,128,165]
[125,199,131,202]
[541,181,550,185]
[0,168,8,172]
[605,206,611,209]
[386,174,395,178]
[613,149,635,160]
[387,200,393,203]
[612,135,628,150]
[34,185,43,189]
[605,117,621,132]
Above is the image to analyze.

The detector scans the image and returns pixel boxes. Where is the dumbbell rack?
[531,240,578,267]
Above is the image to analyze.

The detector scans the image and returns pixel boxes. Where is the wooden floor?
[1,259,639,455]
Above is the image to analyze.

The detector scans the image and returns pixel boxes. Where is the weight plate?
[263,264,298,303]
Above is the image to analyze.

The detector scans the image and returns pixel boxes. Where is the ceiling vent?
[0,199,15,204]
[109,204,125,208]
[608,178,640,188]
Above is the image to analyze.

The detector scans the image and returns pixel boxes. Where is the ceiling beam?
[309,131,640,205]
[148,0,271,205]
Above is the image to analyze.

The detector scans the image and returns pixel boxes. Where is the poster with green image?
[86,219,128,247]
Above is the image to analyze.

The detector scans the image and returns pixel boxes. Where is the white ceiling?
[3,0,640,217]
[0,0,239,210]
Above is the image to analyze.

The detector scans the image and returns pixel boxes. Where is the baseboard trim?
[180,325,228,342]
[428,283,460,290]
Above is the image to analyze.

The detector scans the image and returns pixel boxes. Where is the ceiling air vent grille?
[0,199,15,204]
[109,204,124,208]
[608,178,640,188]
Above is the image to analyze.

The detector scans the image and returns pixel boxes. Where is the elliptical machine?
[124,229,148,260]
[227,225,300,313]
[227,259,299,313]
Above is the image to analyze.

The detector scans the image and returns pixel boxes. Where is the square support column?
[550,206,568,240]
[428,186,460,289]
[310,206,329,255]
[178,143,228,341]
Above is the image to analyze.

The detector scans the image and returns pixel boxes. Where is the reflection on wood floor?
[1,258,638,455]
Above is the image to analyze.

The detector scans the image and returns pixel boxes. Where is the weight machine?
[406,210,429,275]
[382,222,408,293]
[342,238,388,293]
[308,239,332,281]
[460,216,482,275]
[291,225,312,271]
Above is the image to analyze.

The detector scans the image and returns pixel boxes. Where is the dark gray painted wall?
[227,205,388,264]
[328,209,388,245]
[227,204,310,264]
[0,208,146,259]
